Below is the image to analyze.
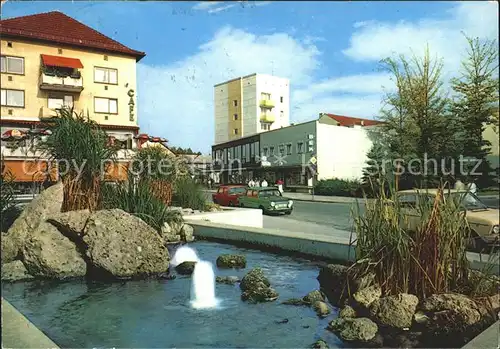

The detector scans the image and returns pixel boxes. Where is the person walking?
[261,178,268,187]
[276,178,284,194]
[248,178,255,188]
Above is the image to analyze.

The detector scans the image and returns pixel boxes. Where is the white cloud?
[138,2,498,152]
[192,1,271,13]
[343,1,499,76]
[192,2,220,11]
[208,4,236,13]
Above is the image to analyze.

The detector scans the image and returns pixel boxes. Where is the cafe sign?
[128,89,135,121]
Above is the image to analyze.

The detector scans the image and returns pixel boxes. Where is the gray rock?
[328,317,378,342]
[303,290,325,304]
[6,182,63,259]
[241,281,279,303]
[82,209,169,278]
[317,264,349,305]
[339,305,357,319]
[180,224,194,243]
[215,276,240,285]
[1,260,34,282]
[175,261,197,275]
[421,293,483,334]
[47,209,91,236]
[216,254,247,269]
[353,284,381,309]
[313,301,331,317]
[369,293,419,329]
[22,221,86,279]
[1,233,19,264]
[161,222,172,234]
[311,339,329,349]
[240,268,278,303]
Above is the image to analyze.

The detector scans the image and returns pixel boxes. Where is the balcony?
[39,73,83,93]
[260,113,275,123]
[259,99,275,109]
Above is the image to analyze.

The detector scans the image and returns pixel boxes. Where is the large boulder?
[1,233,19,264]
[369,293,419,329]
[420,293,483,335]
[317,264,349,305]
[6,183,63,258]
[328,317,378,342]
[22,221,87,279]
[240,268,278,303]
[82,209,169,279]
[180,224,194,243]
[175,261,197,275]
[216,254,246,269]
[339,305,357,319]
[47,210,91,237]
[1,260,34,282]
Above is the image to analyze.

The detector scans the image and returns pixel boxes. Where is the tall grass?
[0,167,21,231]
[101,176,182,232]
[172,177,206,211]
[352,181,470,299]
[38,108,117,211]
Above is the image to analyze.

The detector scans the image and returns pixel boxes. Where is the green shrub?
[314,178,363,197]
[101,177,182,232]
[172,177,206,211]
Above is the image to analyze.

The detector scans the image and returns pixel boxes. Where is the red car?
[212,185,247,207]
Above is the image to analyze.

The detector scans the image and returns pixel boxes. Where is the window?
[280,96,283,103]
[280,111,284,118]
[7,42,12,48]
[260,122,271,131]
[234,128,239,135]
[94,97,118,114]
[58,48,63,54]
[48,95,73,109]
[270,146,275,156]
[286,143,292,155]
[233,113,238,120]
[297,142,304,154]
[1,56,24,74]
[233,100,238,107]
[94,67,118,84]
[0,89,24,107]
[261,92,271,100]
[279,144,285,156]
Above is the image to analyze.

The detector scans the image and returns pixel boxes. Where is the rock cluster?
[318,263,500,347]
[215,276,240,285]
[240,268,278,303]
[2,184,174,282]
[282,290,331,318]
[161,221,194,245]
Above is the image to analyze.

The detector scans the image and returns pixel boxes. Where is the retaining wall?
[184,207,263,228]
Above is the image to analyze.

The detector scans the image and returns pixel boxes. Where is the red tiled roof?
[0,11,145,61]
[324,113,383,127]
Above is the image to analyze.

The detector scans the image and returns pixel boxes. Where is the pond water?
[2,241,344,348]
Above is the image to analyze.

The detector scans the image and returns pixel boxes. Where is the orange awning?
[2,160,58,182]
[41,54,83,69]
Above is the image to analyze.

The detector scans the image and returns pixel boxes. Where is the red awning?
[41,54,84,69]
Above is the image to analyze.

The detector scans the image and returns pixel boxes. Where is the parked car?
[396,189,499,251]
[212,185,247,207]
[238,186,293,215]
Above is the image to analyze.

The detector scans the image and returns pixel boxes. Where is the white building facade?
[214,73,290,145]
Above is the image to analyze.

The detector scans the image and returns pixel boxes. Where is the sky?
[2,1,499,153]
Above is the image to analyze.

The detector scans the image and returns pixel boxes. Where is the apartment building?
[214,73,290,145]
[0,11,145,190]
[211,113,381,186]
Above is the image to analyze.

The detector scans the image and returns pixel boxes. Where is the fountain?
[170,246,199,267]
[171,246,219,309]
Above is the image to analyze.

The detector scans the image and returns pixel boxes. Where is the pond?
[2,241,344,348]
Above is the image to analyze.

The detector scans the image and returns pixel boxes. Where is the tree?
[451,35,499,187]
[378,47,452,188]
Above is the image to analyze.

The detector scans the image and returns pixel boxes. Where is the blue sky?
[2,1,498,153]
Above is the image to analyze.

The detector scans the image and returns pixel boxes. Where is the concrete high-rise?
[214,73,290,144]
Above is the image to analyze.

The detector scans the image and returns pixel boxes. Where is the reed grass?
[352,180,471,299]
[39,108,117,212]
